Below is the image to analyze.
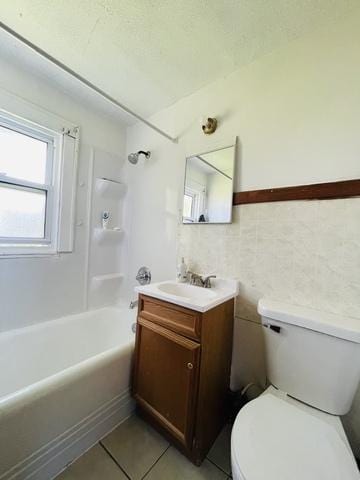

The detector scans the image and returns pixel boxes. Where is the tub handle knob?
[136,266,152,286]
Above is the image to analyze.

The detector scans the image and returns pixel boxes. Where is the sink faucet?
[203,275,217,288]
[188,272,216,288]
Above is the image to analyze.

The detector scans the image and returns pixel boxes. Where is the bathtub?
[0,306,136,480]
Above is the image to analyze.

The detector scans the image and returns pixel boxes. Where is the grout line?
[206,457,231,477]
[99,441,132,480]
[141,445,171,479]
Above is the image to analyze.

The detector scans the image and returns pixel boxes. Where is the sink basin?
[135,278,238,312]
[157,282,217,300]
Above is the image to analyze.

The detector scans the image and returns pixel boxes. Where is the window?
[0,109,77,256]
[183,186,206,223]
[183,193,194,221]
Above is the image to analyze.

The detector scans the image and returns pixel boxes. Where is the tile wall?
[178,197,360,322]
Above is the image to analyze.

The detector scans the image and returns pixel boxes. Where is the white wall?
[207,173,232,223]
[126,9,360,456]
[186,162,207,190]
[126,8,360,284]
[0,55,126,332]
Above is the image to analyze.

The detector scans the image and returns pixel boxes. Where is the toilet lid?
[231,394,360,480]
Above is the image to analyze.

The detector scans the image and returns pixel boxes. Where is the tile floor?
[57,414,232,480]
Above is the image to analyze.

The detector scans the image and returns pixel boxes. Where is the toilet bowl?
[231,387,360,480]
[231,299,360,480]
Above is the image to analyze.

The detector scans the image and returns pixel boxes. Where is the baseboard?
[1,390,135,480]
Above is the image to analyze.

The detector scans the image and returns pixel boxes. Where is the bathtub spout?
[129,299,138,309]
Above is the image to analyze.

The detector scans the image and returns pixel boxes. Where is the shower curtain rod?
[0,21,177,143]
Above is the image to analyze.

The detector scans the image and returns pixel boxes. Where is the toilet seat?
[231,390,360,480]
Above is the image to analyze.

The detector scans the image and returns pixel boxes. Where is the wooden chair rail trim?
[233,179,360,205]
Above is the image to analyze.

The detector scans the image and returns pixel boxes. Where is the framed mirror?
[182,144,235,224]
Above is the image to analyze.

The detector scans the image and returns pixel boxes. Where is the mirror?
[182,144,235,224]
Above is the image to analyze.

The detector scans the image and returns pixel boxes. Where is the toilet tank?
[258,299,360,415]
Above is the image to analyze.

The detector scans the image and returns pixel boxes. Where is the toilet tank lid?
[258,299,360,343]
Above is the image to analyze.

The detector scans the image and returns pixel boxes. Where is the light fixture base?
[202,117,217,135]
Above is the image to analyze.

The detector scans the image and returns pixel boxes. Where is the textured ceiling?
[0,0,358,122]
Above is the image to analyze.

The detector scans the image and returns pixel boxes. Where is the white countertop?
[135,278,238,312]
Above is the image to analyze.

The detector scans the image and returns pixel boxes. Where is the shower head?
[127,150,151,164]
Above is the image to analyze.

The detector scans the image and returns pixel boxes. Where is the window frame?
[183,192,195,222]
[0,111,62,256]
[183,186,206,223]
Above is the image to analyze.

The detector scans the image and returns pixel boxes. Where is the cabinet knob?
[187,362,194,370]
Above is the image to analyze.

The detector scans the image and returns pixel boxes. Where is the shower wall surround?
[0,53,126,332]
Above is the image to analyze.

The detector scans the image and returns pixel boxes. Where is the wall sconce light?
[202,117,217,135]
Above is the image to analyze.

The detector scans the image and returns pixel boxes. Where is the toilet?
[231,299,360,480]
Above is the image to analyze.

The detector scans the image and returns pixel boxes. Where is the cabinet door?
[133,316,200,449]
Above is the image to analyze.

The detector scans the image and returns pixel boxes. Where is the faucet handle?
[136,266,151,285]
[188,272,203,286]
[203,275,216,288]
[188,272,216,288]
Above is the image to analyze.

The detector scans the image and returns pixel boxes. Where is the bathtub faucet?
[129,299,138,309]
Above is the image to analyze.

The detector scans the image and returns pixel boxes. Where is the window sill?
[0,253,61,260]
[0,248,61,259]
[0,252,63,260]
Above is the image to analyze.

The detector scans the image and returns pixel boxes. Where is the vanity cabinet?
[132,294,234,465]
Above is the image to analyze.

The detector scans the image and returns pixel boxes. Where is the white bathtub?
[0,306,136,480]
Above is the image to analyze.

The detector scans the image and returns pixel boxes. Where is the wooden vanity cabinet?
[132,294,234,465]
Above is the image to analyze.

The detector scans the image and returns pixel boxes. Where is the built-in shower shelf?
[94,227,124,245]
[90,273,124,291]
[91,273,124,283]
[95,178,127,198]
